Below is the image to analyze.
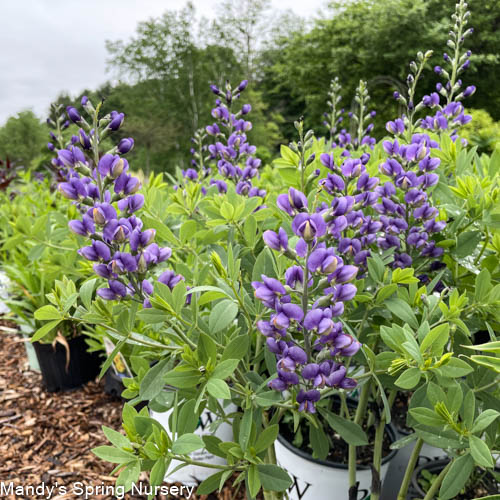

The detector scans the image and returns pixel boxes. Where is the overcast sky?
[0,0,327,126]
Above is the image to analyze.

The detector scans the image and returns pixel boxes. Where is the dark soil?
[417,466,500,499]
[0,327,254,499]
[392,391,412,434]
[280,400,393,466]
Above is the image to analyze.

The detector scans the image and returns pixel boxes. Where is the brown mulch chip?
[0,329,249,499]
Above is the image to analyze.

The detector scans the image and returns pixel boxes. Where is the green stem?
[396,438,424,500]
[370,419,385,500]
[348,380,372,490]
[422,460,453,500]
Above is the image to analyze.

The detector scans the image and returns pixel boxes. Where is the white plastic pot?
[150,402,235,485]
[274,426,398,500]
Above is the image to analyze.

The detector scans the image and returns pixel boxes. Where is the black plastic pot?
[104,368,125,397]
[408,459,500,499]
[33,336,102,392]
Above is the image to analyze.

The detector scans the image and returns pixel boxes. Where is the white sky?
[0,0,327,125]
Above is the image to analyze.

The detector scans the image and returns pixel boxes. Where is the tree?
[261,0,500,139]
[0,111,46,167]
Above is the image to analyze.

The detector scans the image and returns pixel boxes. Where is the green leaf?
[150,458,167,487]
[31,319,61,342]
[475,269,492,303]
[221,335,249,361]
[252,248,275,282]
[243,215,257,246]
[102,426,130,449]
[409,407,445,427]
[319,408,369,446]
[376,284,397,303]
[254,425,279,454]
[395,367,421,389]
[309,423,329,460]
[208,299,238,333]
[471,409,500,434]
[470,355,500,373]
[439,357,474,378]
[248,464,261,498]
[172,433,205,455]
[197,471,225,495]
[420,323,450,357]
[212,359,239,379]
[454,231,482,258]
[392,268,419,284]
[164,368,201,388]
[139,357,170,401]
[256,464,292,492]
[439,454,474,500]
[385,298,419,329]
[92,445,136,463]
[206,378,231,399]
[469,434,494,468]
[197,332,217,364]
[180,220,197,242]
[79,278,97,309]
[239,409,253,451]
[34,305,61,321]
[367,255,384,282]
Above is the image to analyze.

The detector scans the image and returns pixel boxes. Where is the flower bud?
[117,138,134,154]
[66,106,81,123]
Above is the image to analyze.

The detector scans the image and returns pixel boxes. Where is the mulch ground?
[0,325,249,499]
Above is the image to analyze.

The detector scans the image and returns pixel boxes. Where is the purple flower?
[307,247,339,274]
[252,276,287,308]
[158,270,184,289]
[117,194,145,214]
[263,228,289,252]
[66,106,81,123]
[118,138,134,154]
[109,111,125,131]
[277,188,308,215]
[296,389,321,413]
[97,280,128,300]
[79,241,111,262]
[271,301,304,329]
[386,119,405,135]
[292,213,327,241]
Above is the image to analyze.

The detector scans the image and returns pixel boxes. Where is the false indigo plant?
[206,80,266,199]
[253,187,361,413]
[54,97,181,307]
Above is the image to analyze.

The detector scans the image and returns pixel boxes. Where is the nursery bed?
[0,330,250,500]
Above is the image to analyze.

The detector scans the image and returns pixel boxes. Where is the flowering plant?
[26,1,500,499]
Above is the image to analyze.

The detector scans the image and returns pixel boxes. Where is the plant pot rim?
[277,423,398,470]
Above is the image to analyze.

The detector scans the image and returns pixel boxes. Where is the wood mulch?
[0,325,249,499]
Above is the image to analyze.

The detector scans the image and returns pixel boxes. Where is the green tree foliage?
[0,111,46,167]
[261,0,500,139]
